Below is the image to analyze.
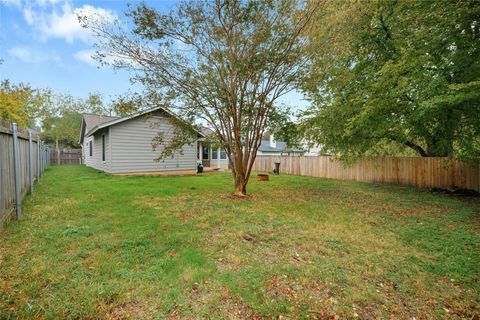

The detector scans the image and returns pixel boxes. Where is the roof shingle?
[82,113,119,134]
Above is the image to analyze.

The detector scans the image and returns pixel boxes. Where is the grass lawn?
[0,165,479,319]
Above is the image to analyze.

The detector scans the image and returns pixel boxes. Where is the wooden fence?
[50,148,82,165]
[0,119,50,229]
[253,156,480,192]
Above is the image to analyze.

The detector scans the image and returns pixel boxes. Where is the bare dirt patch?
[105,300,156,320]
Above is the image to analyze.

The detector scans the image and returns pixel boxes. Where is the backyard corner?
[0,165,479,319]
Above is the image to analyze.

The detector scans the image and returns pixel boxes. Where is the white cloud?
[8,46,32,62]
[40,2,91,43]
[73,49,96,66]
[9,1,117,44]
[22,6,34,24]
[8,46,60,63]
[3,0,22,8]
[35,0,62,6]
[73,48,127,67]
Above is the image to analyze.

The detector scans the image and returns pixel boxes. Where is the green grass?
[1,165,479,319]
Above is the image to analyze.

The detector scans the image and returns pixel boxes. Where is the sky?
[0,0,309,109]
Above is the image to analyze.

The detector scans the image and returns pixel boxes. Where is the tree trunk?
[233,170,248,197]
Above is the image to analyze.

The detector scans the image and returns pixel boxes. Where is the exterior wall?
[109,112,197,174]
[83,129,112,172]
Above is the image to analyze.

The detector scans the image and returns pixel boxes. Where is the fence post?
[39,143,42,176]
[28,130,33,193]
[37,136,40,179]
[43,145,46,172]
[56,140,60,165]
[40,142,43,176]
[12,123,22,219]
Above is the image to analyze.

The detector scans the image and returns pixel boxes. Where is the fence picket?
[49,148,82,165]
[0,119,50,228]
[253,155,479,192]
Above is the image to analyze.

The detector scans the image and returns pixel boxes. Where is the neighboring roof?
[84,106,204,139]
[258,140,305,153]
[198,130,305,153]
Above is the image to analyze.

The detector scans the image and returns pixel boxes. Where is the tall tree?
[301,0,480,161]
[0,80,52,128]
[41,92,110,148]
[79,0,318,196]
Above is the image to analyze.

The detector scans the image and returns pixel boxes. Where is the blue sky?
[0,0,308,109]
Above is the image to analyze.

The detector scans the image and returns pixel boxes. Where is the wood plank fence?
[50,148,82,165]
[0,118,50,229]
[253,156,480,192]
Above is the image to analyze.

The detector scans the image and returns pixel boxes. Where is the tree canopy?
[301,0,480,161]
[40,92,109,148]
[0,78,111,148]
[0,80,51,128]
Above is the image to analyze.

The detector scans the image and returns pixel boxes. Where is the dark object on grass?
[273,162,280,174]
[197,162,203,173]
[429,187,478,197]
[257,174,269,181]
[243,234,258,244]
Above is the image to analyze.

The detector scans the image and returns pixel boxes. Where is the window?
[212,149,218,159]
[202,146,209,160]
[220,149,227,159]
[89,140,92,157]
[101,135,106,162]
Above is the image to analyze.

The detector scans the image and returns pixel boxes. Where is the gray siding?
[84,129,112,172]
[109,112,197,173]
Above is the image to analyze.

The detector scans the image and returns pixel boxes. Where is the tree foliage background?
[1,78,113,148]
[301,0,480,161]
[0,80,50,128]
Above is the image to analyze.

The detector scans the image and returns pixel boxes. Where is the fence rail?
[50,148,82,165]
[0,118,50,229]
[253,156,480,192]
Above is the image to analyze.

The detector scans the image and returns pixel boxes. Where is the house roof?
[201,127,215,137]
[79,113,119,143]
[258,140,305,153]
[83,114,119,133]
[82,106,204,140]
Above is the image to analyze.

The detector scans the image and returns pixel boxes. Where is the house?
[256,134,305,156]
[79,106,205,174]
